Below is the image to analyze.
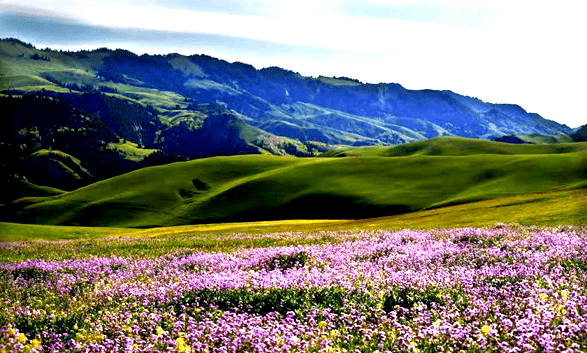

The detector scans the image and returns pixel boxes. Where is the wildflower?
[538,293,548,300]
[481,325,491,335]
[177,337,191,352]
[31,339,41,348]
[16,333,27,343]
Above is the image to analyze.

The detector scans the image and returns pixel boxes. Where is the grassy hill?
[3,148,586,228]
[1,187,585,247]
[322,136,587,157]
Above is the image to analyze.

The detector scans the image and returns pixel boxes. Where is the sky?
[1,0,585,128]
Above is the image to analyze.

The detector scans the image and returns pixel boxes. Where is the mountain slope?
[1,38,572,150]
[4,151,586,227]
[322,136,587,157]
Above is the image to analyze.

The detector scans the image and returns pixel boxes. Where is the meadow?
[6,147,587,228]
[2,38,587,353]
[1,224,586,352]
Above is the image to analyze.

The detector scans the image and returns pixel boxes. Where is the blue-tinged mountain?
[96,50,571,144]
[2,38,571,148]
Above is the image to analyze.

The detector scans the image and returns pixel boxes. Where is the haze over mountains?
[0,38,580,196]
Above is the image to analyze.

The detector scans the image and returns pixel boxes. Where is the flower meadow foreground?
[1,225,587,352]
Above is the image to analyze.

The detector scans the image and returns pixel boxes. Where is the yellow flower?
[538,293,548,300]
[73,324,79,331]
[177,337,191,353]
[17,333,27,343]
[156,327,164,336]
[561,290,569,299]
[407,341,420,353]
[31,339,41,348]
[318,321,328,328]
[481,325,491,335]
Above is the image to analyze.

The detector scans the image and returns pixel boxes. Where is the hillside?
[3,149,586,227]
[322,136,587,157]
[571,124,587,142]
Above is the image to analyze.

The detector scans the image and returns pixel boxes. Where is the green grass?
[520,134,572,144]
[322,136,587,157]
[106,140,158,162]
[1,187,584,261]
[0,222,134,242]
[0,45,210,135]
[4,149,586,228]
[13,180,65,199]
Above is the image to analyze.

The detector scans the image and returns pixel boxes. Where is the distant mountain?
[95,49,571,143]
[571,125,587,142]
[0,38,574,191]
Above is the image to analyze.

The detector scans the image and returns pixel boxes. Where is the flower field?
[1,225,587,352]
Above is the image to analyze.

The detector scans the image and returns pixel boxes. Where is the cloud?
[0,10,366,63]
[1,1,586,127]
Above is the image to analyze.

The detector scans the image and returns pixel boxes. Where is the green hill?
[322,136,587,157]
[3,150,586,228]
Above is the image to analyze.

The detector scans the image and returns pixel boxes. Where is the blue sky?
[1,0,585,128]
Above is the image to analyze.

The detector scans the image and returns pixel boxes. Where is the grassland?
[2,186,585,242]
[4,149,586,228]
[106,140,159,162]
[322,136,587,157]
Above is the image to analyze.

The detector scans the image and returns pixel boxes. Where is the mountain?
[94,49,572,143]
[0,38,574,192]
[571,125,587,142]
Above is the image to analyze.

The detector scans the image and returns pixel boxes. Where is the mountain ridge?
[2,37,571,143]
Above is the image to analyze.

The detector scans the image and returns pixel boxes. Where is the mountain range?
[0,38,580,197]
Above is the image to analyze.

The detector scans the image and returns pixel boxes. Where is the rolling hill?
[3,142,586,228]
[322,136,587,157]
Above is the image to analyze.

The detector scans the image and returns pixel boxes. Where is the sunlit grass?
[6,150,587,228]
[106,140,158,162]
[2,187,584,249]
[323,136,587,157]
